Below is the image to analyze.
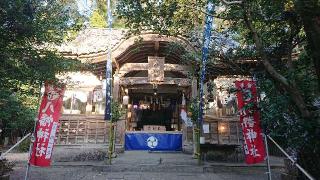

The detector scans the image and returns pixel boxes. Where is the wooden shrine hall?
[56,28,252,153]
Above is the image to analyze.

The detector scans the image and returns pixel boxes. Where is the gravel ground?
[6,150,284,180]
[11,165,283,180]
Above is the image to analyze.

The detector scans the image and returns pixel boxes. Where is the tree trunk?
[242,4,312,118]
[295,0,320,90]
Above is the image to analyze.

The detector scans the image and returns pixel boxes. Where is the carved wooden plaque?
[148,56,164,82]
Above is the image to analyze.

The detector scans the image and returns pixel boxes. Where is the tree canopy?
[0,0,85,139]
[89,0,126,28]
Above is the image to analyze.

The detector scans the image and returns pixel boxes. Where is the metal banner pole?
[253,75,271,179]
[24,82,43,180]
[24,1,35,178]
[0,133,31,158]
[264,134,272,180]
[267,135,315,180]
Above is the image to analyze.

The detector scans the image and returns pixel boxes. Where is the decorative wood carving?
[119,77,191,86]
[148,56,165,82]
[118,63,191,77]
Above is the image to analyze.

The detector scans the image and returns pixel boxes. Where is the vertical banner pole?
[113,122,117,156]
[264,134,272,180]
[105,0,114,164]
[24,1,35,177]
[108,122,114,164]
[254,75,271,179]
[24,82,42,180]
[197,1,214,163]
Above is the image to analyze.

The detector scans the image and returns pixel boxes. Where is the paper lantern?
[123,95,129,105]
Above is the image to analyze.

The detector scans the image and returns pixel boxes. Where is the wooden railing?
[56,114,242,146]
[202,115,243,145]
[56,114,125,145]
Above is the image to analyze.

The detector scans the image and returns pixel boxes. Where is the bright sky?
[77,0,95,17]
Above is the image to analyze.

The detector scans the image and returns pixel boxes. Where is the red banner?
[235,80,265,164]
[29,83,65,167]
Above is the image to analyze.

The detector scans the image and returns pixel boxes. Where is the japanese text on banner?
[235,80,265,164]
[29,83,65,167]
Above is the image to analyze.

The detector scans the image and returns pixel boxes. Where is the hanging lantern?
[123,95,129,105]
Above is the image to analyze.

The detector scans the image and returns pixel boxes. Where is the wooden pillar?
[85,91,93,115]
[113,73,120,101]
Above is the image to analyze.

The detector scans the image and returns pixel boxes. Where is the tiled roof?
[57,28,127,54]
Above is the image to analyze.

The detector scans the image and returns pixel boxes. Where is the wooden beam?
[119,77,191,86]
[118,63,191,77]
[121,84,186,90]
[155,41,159,56]
[131,88,179,94]
[119,63,148,73]
[164,64,191,74]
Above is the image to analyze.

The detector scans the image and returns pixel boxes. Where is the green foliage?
[90,10,107,28]
[116,0,320,177]
[0,89,36,137]
[89,0,126,28]
[0,0,86,139]
[257,51,320,177]
[111,101,125,122]
[17,138,31,152]
[0,0,85,85]
[116,0,205,35]
[187,98,199,123]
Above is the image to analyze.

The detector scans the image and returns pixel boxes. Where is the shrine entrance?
[124,84,186,151]
[106,34,197,151]
[119,56,193,151]
[57,32,197,147]
[57,29,243,152]
[128,88,180,131]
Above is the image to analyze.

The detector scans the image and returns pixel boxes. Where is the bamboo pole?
[106,0,114,165]
[194,126,201,165]
[108,121,114,164]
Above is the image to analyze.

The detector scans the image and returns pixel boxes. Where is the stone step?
[281,173,298,180]
[48,161,284,174]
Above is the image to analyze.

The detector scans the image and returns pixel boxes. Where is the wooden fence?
[56,114,243,146]
[56,114,125,145]
[183,115,243,146]
[203,116,243,145]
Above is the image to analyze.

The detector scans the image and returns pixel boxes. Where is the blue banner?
[104,0,113,121]
[104,56,112,121]
[198,1,214,130]
[125,132,182,151]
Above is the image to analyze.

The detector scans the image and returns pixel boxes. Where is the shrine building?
[56,28,253,153]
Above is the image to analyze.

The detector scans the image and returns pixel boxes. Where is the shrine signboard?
[29,83,65,167]
[148,56,164,82]
[235,80,266,164]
